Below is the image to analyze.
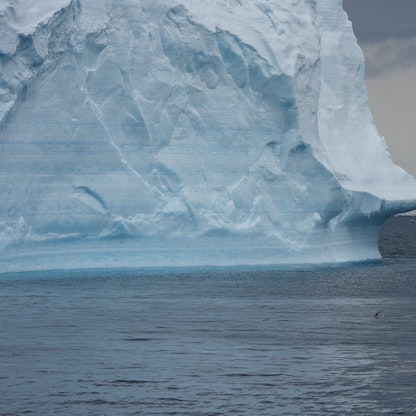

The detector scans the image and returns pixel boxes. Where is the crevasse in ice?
[1,0,415,271]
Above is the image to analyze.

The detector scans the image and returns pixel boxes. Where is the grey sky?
[343,0,416,177]
[343,0,416,43]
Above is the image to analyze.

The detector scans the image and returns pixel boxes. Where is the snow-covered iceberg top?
[0,0,415,271]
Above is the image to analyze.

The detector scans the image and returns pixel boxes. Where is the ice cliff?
[1,0,416,271]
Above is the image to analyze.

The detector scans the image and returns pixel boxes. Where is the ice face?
[1,0,415,271]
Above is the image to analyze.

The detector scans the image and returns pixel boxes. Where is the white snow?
[0,0,415,271]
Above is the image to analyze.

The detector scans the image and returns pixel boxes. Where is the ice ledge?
[0,216,412,274]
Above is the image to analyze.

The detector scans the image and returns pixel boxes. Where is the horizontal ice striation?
[1,0,416,271]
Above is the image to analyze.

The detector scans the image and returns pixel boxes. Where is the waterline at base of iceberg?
[0,223,383,273]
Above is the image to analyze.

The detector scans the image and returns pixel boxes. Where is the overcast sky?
[343,0,416,177]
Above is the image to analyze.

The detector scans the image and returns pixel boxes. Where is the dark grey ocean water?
[1,217,416,416]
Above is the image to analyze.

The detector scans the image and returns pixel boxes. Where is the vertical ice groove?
[85,94,158,200]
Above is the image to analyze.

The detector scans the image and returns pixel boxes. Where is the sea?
[1,216,416,416]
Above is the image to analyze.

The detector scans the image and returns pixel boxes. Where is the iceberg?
[1,0,415,272]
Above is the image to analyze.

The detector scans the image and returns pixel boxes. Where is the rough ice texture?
[1,0,415,272]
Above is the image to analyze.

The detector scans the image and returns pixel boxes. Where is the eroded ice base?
[0,221,398,273]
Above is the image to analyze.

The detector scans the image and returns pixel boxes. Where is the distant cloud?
[362,37,416,78]
[343,0,416,77]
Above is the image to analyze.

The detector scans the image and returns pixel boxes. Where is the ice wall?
[1,0,415,271]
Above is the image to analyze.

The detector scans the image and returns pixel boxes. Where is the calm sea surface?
[1,217,416,415]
